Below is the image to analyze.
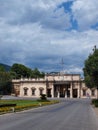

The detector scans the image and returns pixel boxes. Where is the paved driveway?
[0,99,98,130]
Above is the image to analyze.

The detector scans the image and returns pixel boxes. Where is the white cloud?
[0,19,98,68]
[0,0,72,30]
[72,0,98,30]
[67,66,83,74]
[0,0,98,74]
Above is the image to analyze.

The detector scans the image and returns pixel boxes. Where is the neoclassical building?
[12,73,98,99]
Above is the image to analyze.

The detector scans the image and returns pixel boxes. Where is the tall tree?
[11,63,32,79]
[0,71,12,95]
[0,65,5,72]
[83,46,98,97]
[10,63,45,79]
[31,68,45,78]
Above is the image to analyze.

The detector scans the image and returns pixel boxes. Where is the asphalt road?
[0,99,98,130]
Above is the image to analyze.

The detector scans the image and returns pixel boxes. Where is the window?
[40,89,43,95]
[39,88,44,95]
[91,90,95,96]
[31,88,36,96]
[24,88,28,96]
[83,90,86,96]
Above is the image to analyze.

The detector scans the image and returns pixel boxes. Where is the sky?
[0,0,98,75]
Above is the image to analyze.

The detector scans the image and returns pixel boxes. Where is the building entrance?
[73,89,78,98]
[54,83,70,98]
[47,89,51,97]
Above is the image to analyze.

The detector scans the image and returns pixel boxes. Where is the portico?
[53,82,71,98]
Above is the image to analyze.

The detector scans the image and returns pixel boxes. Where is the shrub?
[40,94,47,100]
[0,95,2,99]
[92,99,98,107]
[0,104,16,107]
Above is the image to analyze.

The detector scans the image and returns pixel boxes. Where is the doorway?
[73,89,77,98]
[54,83,70,98]
[47,89,51,97]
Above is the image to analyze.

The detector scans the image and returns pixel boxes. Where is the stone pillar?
[70,83,73,98]
[77,89,80,98]
[19,86,22,97]
[77,83,80,98]
[28,87,31,97]
[51,85,54,98]
[57,86,60,98]
[57,91,60,98]
[65,91,67,98]
[79,82,81,98]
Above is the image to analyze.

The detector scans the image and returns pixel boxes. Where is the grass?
[0,100,41,106]
[0,99,59,114]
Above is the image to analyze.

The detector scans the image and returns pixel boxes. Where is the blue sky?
[0,0,98,75]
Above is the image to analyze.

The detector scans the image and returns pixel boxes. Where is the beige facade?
[12,74,98,99]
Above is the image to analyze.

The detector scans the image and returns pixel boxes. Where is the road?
[0,99,98,130]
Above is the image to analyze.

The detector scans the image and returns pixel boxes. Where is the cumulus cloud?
[0,0,72,30]
[0,0,98,75]
[72,0,98,30]
[66,66,83,74]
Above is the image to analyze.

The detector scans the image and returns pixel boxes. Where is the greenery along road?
[0,99,59,114]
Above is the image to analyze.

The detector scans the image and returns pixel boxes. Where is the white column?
[51,85,54,98]
[28,87,31,97]
[77,83,80,98]
[19,86,23,97]
[20,84,24,97]
[57,91,60,98]
[70,83,73,98]
[65,90,67,98]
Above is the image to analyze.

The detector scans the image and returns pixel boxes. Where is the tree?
[10,63,45,79]
[0,65,12,94]
[11,63,32,79]
[0,72,12,94]
[83,46,98,97]
[31,68,45,78]
[0,65,5,72]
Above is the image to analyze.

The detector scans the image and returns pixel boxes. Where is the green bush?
[0,104,16,107]
[0,95,2,99]
[92,99,98,107]
[40,94,47,100]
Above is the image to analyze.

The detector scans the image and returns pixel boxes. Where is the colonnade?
[50,82,81,98]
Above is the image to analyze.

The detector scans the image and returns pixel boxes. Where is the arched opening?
[31,87,36,96]
[39,87,44,95]
[23,87,28,96]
